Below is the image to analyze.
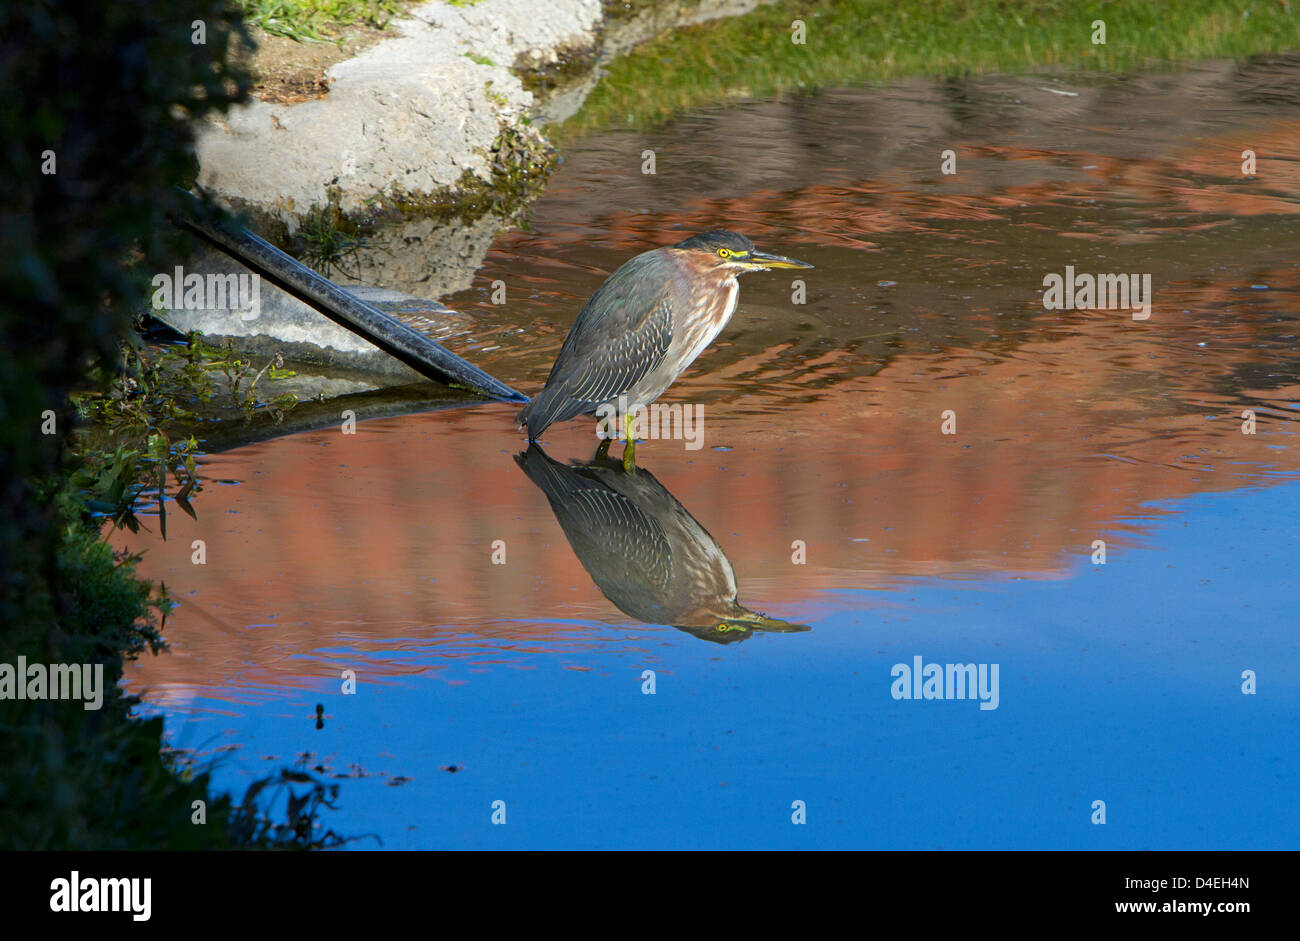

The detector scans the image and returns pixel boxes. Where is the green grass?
[236,0,408,41]
[564,0,1300,133]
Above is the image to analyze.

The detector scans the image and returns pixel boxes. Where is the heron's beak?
[721,609,812,633]
[744,249,814,270]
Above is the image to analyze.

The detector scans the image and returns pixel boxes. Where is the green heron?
[517,444,808,644]
[518,230,812,469]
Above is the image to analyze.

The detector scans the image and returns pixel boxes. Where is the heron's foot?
[594,437,611,461]
[621,412,637,473]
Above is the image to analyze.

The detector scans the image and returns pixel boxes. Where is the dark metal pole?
[172,189,528,404]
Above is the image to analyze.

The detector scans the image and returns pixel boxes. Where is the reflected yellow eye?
[717,248,731,258]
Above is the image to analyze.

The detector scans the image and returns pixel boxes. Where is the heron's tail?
[513,442,571,498]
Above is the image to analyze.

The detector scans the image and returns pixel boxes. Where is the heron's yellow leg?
[622,410,637,473]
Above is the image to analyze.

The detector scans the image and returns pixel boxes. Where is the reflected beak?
[744,249,814,270]
[723,610,812,633]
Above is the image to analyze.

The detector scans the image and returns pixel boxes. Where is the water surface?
[121,59,1300,848]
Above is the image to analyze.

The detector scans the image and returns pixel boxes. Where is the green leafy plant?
[227,767,375,849]
[237,0,406,43]
[72,335,298,537]
[295,204,374,280]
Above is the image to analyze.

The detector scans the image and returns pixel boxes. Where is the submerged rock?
[151,245,475,382]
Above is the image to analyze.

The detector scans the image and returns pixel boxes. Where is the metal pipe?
[172,189,528,403]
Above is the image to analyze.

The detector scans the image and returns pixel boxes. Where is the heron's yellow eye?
[717,248,731,258]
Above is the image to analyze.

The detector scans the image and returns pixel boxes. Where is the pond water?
[120,58,1300,848]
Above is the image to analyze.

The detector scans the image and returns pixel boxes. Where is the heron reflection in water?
[516,444,808,644]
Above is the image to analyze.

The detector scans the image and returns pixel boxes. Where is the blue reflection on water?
[148,481,1298,849]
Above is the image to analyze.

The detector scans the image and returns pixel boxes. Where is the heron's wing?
[563,487,674,600]
[517,447,674,597]
[545,251,676,404]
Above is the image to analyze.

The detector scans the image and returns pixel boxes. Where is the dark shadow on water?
[516,443,808,644]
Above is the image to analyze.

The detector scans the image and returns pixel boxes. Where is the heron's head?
[675,613,811,644]
[676,602,811,644]
[671,230,813,275]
